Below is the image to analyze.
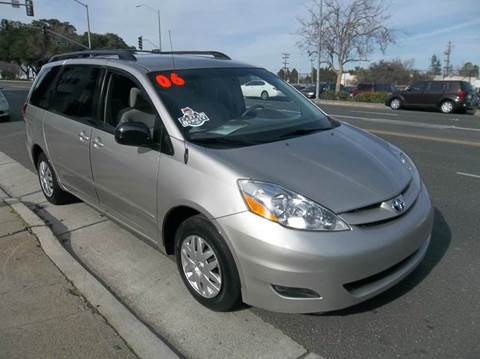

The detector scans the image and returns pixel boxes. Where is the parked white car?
[241,80,280,100]
[0,89,9,121]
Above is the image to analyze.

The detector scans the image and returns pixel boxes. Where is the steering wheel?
[240,104,264,119]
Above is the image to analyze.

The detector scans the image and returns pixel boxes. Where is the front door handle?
[92,137,104,148]
[79,131,90,143]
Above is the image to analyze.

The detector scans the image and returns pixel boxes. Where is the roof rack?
[48,49,231,63]
[153,51,231,60]
[48,50,136,63]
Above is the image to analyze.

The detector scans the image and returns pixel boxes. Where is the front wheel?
[261,91,269,100]
[390,98,402,110]
[175,215,242,312]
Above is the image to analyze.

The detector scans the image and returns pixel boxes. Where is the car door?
[423,81,445,107]
[403,81,427,106]
[43,65,103,203]
[89,70,161,240]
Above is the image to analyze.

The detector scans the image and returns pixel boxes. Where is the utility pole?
[443,41,452,79]
[136,4,162,51]
[315,0,323,100]
[71,0,92,49]
[281,53,290,81]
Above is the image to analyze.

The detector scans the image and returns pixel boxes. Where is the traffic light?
[25,0,34,17]
[138,36,143,50]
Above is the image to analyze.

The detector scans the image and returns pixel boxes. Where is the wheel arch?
[31,144,45,167]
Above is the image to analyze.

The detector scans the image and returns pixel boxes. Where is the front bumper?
[215,183,433,313]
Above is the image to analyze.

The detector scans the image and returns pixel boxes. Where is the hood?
[206,124,412,213]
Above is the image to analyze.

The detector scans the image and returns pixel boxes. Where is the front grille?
[343,248,419,295]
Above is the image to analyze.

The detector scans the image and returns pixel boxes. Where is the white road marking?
[331,113,480,132]
[351,110,399,117]
[457,172,480,179]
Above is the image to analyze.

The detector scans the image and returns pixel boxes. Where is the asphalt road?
[1,87,479,359]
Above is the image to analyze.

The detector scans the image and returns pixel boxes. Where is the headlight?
[238,180,350,231]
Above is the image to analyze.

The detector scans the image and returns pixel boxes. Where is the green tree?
[0,18,131,79]
[356,59,431,85]
[430,54,442,75]
[459,62,479,78]
[289,68,299,83]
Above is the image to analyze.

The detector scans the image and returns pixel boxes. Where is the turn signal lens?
[242,193,278,222]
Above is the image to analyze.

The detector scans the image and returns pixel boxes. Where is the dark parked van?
[352,83,397,97]
[386,80,479,114]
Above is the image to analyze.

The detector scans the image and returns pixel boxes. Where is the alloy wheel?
[39,161,54,197]
[180,235,222,298]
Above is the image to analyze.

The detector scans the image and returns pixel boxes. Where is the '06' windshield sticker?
[178,107,210,127]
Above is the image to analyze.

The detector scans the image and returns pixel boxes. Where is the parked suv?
[386,80,479,113]
[25,50,433,313]
[352,83,396,96]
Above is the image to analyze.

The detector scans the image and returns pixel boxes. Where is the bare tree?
[298,0,395,92]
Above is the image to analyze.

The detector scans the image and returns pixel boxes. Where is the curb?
[0,190,179,359]
[315,99,480,117]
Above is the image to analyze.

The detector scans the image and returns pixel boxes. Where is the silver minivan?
[25,50,433,313]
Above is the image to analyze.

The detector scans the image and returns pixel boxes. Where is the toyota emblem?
[392,198,406,213]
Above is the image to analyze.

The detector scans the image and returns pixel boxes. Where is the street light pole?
[72,0,92,49]
[315,0,323,100]
[136,4,162,51]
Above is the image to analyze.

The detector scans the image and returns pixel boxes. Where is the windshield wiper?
[277,127,329,140]
[189,136,257,147]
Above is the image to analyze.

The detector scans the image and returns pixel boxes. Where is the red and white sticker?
[178,107,210,127]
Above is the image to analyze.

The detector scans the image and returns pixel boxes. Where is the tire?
[36,153,74,205]
[390,98,402,110]
[440,100,454,114]
[261,91,269,100]
[175,214,242,312]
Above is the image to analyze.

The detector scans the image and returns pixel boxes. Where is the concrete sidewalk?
[0,200,137,359]
[0,149,311,358]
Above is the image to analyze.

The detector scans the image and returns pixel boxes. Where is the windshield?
[148,68,338,148]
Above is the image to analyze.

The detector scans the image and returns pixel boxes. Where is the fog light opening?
[272,284,322,299]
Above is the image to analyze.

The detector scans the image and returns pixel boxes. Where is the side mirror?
[115,122,151,146]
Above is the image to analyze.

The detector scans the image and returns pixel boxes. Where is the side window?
[445,82,460,92]
[50,65,101,120]
[410,82,426,92]
[104,73,161,142]
[29,66,61,109]
[427,82,444,92]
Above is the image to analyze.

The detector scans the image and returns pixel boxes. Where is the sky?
[1,0,479,74]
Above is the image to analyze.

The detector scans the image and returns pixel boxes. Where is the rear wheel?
[390,98,401,110]
[37,153,73,205]
[440,100,454,114]
[175,215,242,311]
[261,91,269,100]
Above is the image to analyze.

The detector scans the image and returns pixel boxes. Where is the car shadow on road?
[312,207,451,317]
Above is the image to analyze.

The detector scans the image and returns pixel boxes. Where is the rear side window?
[50,65,101,120]
[29,66,61,109]
[445,82,460,92]
[428,82,444,92]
